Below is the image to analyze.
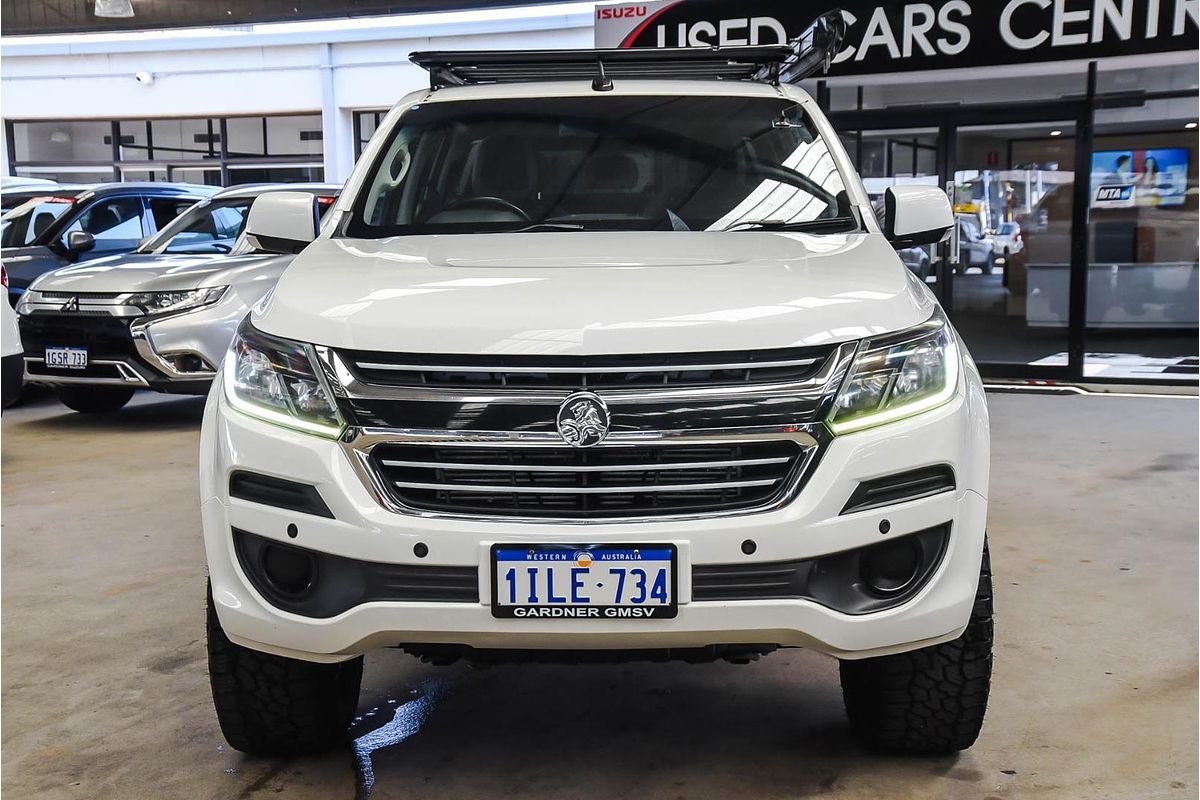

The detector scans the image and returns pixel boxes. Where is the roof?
[77,182,220,197]
[210,182,343,200]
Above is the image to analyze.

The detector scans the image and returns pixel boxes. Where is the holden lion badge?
[556,391,611,448]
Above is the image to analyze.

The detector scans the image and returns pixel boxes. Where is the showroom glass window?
[6,114,325,187]
[1085,63,1199,380]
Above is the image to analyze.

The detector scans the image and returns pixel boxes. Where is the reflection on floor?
[1031,353,1199,380]
[948,269,1198,376]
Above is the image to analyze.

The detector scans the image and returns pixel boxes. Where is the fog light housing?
[860,538,921,596]
[260,544,316,597]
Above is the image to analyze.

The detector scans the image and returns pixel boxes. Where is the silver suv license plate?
[491,543,677,619]
[45,346,88,369]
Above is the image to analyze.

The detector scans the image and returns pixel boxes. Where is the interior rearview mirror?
[883,185,954,248]
[66,230,96,254]
[244,191,319,255]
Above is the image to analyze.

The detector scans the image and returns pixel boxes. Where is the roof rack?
[411,10,847,91]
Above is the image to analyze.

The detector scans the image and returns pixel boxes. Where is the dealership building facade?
[1,0,1197,384]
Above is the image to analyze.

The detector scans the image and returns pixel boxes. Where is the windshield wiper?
[721,216,857,233]
[507,222,586,233]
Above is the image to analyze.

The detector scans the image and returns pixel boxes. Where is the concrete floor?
[1,390,1196,800]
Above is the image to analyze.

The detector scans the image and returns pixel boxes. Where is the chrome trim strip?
[379,456,793,472]
[352,357,821,373]
[391,478,780,494]
[318,342,857,405]
[18,290,142,319]
[23,357,149,387]
[348,424,821,448]
[130,321,217,379]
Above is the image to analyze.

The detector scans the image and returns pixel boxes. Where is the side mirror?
[66,230,96,254]
[883,185,953,247]
[244,191,318,255]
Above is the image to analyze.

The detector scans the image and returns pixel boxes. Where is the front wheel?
[207,585,363,755]
[56,386,134,413]
[838,540,993,755]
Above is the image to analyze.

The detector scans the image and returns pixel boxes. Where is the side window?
[163,203,250,254]
[149,197,198,232]
[62,197,145,253]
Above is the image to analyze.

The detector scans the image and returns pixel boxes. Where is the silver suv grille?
[367,441,806,519]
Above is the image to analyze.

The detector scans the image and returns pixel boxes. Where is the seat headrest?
[472,135,536,197]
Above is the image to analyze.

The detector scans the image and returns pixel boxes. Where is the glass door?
[946,121,1077,374]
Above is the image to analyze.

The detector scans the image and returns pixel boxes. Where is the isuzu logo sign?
[556,392,611,448]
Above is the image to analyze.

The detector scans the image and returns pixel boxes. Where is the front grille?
[369,440,805,519]
[35,290,125,301]
[19,312,140,358]
[339,347,832,391]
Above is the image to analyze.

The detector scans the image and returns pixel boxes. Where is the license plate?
[45,346,87,370]
[491,543,677,619]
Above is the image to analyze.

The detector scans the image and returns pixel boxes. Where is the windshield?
[998,223,1016,235]
[139,196,252,254]
[347,95,853,237]
[0,193,77,247]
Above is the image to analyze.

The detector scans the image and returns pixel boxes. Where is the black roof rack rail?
[411,10,847,91]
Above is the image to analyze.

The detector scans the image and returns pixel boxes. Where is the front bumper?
[19,290,249,394]
[201,360,990,664]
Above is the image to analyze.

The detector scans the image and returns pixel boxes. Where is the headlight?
[223,317,344,438]
[828,310,960,434]
[127,286,226,315]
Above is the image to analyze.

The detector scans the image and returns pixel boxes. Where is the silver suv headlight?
[828,309,960,434]
[223,317,344,438]
[127,286,227,315]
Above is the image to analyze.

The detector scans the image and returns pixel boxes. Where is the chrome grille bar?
[354,357,821,373]
[391,478,781,494]
[378,456,793,472]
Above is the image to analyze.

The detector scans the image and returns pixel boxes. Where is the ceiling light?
[94,0,134,18]
[1186,122,1198,129]
[1049,130,1062,137]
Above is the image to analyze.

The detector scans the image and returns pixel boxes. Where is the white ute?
[201,18,992,758]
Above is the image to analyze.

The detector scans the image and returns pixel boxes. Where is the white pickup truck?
[201,22,992,759]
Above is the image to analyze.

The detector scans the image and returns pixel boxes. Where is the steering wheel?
[443,196,531,222]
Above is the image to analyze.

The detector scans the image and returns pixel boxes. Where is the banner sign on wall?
[594,0,1199,75]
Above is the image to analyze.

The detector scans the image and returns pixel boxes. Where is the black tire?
[56,386,135,413]
[982,253,996,275]
[839,540,993,755]
[206,585,363,755]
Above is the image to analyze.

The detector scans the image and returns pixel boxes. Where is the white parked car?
[992,221,1024,261]
[16,183,339,413]
[201,27,992,759]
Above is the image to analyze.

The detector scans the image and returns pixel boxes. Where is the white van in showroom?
[201,20,992,758]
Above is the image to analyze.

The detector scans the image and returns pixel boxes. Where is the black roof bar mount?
[411,9,848,91]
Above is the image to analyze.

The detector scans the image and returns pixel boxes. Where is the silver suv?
[17,183,338,413]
